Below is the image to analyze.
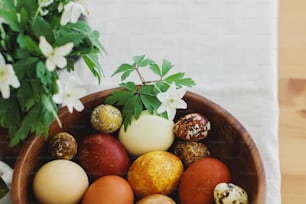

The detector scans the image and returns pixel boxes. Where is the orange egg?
[82,175,134,204]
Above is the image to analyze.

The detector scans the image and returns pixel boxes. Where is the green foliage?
[105,55,196,130]
[0,0,105,146]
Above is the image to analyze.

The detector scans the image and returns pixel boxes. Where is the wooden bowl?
[11,88,266,203]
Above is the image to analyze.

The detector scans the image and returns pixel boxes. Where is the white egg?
[33,160,89,204]
[119,111,174,155]
[214,183,248,204]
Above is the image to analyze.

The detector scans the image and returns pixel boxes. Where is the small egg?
[214,183,248,204]
[33,160,89,204]
[174,113,211,141]
[174,142,210,166]
[91,104,123,133]
[48,132,77,160]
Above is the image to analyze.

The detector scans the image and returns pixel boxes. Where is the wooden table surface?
[279,0,306,203]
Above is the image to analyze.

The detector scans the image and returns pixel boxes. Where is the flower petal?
[173,87,186,99]
[39,36,53,57]
[46,58,56,71]
[73,99,84,112]
[66,104,74,113]
[52,93,63,104]
[0,84,10,99]
[6,65,20,88]
[166,108,176,121]
[70,4,82,23]
[52,56,67,69]
[174,99,187,109]
[156,92,168,103]
[54,42,73,56]
[157,102,169,114]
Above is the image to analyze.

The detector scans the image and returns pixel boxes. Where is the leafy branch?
[105,55,196,130]
[0,0,105,147]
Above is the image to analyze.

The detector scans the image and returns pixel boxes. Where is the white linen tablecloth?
[69,0,281,203]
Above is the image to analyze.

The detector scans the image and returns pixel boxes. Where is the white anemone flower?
[53,77,86,113]
[0,53,20,99]
[60,0,88,25]
[156,84,187,120]
[39,36,73,71]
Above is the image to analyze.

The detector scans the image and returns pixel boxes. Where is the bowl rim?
[11,88,266,204]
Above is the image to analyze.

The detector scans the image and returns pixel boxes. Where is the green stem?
[32,3,42,26]
[135,66,146,85]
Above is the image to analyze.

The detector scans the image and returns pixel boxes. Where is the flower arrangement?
[0,0,105,147]
[0,0,196,149]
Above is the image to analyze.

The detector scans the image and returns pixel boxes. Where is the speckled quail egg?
[214,183,248,204]
[48,132,77,160]
[173,142,210,167]
[174,113,211,141]
[91,104,123,133]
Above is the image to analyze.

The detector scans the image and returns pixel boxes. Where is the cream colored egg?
[119,111,175,155]
[33,160,89,204]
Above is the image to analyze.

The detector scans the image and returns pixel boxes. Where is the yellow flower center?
[0,67,8,82]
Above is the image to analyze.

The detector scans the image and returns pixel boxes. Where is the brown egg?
[90,104,122,133]
[78,133,130,181]
[178,158,231,204]
[173,113,211,141]
[174,142,210,167]
[48,132,77,160]
[82,175,134,204]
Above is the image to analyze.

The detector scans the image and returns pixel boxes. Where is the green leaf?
[139,58,154,67]
[175,77,197,88]
[112,63,133,77]
[16,0,36,16]
[31,16,54,42]
[55,28,86,47]
[17,34,41,55]
[18,8,29,30]
[64,21,107,54]
[105,90,135,106]
[122,95,143,128]
[164,72,185,83]
[149,64,161,77]
[82,53,104,84]
[133,55,145,66]
[16,81,37,111]
[155,81,170,92]
[41,94,61,128]
[0,9,21,32]
[161,59,174,77]
[119,82,137,92]
[0,98,20,128]
[14,57,39,79]
[140,94,160,113]
[112,63,135,81]
[9,106,40,146]
[36,61,57,90]
[139,85,159,96]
